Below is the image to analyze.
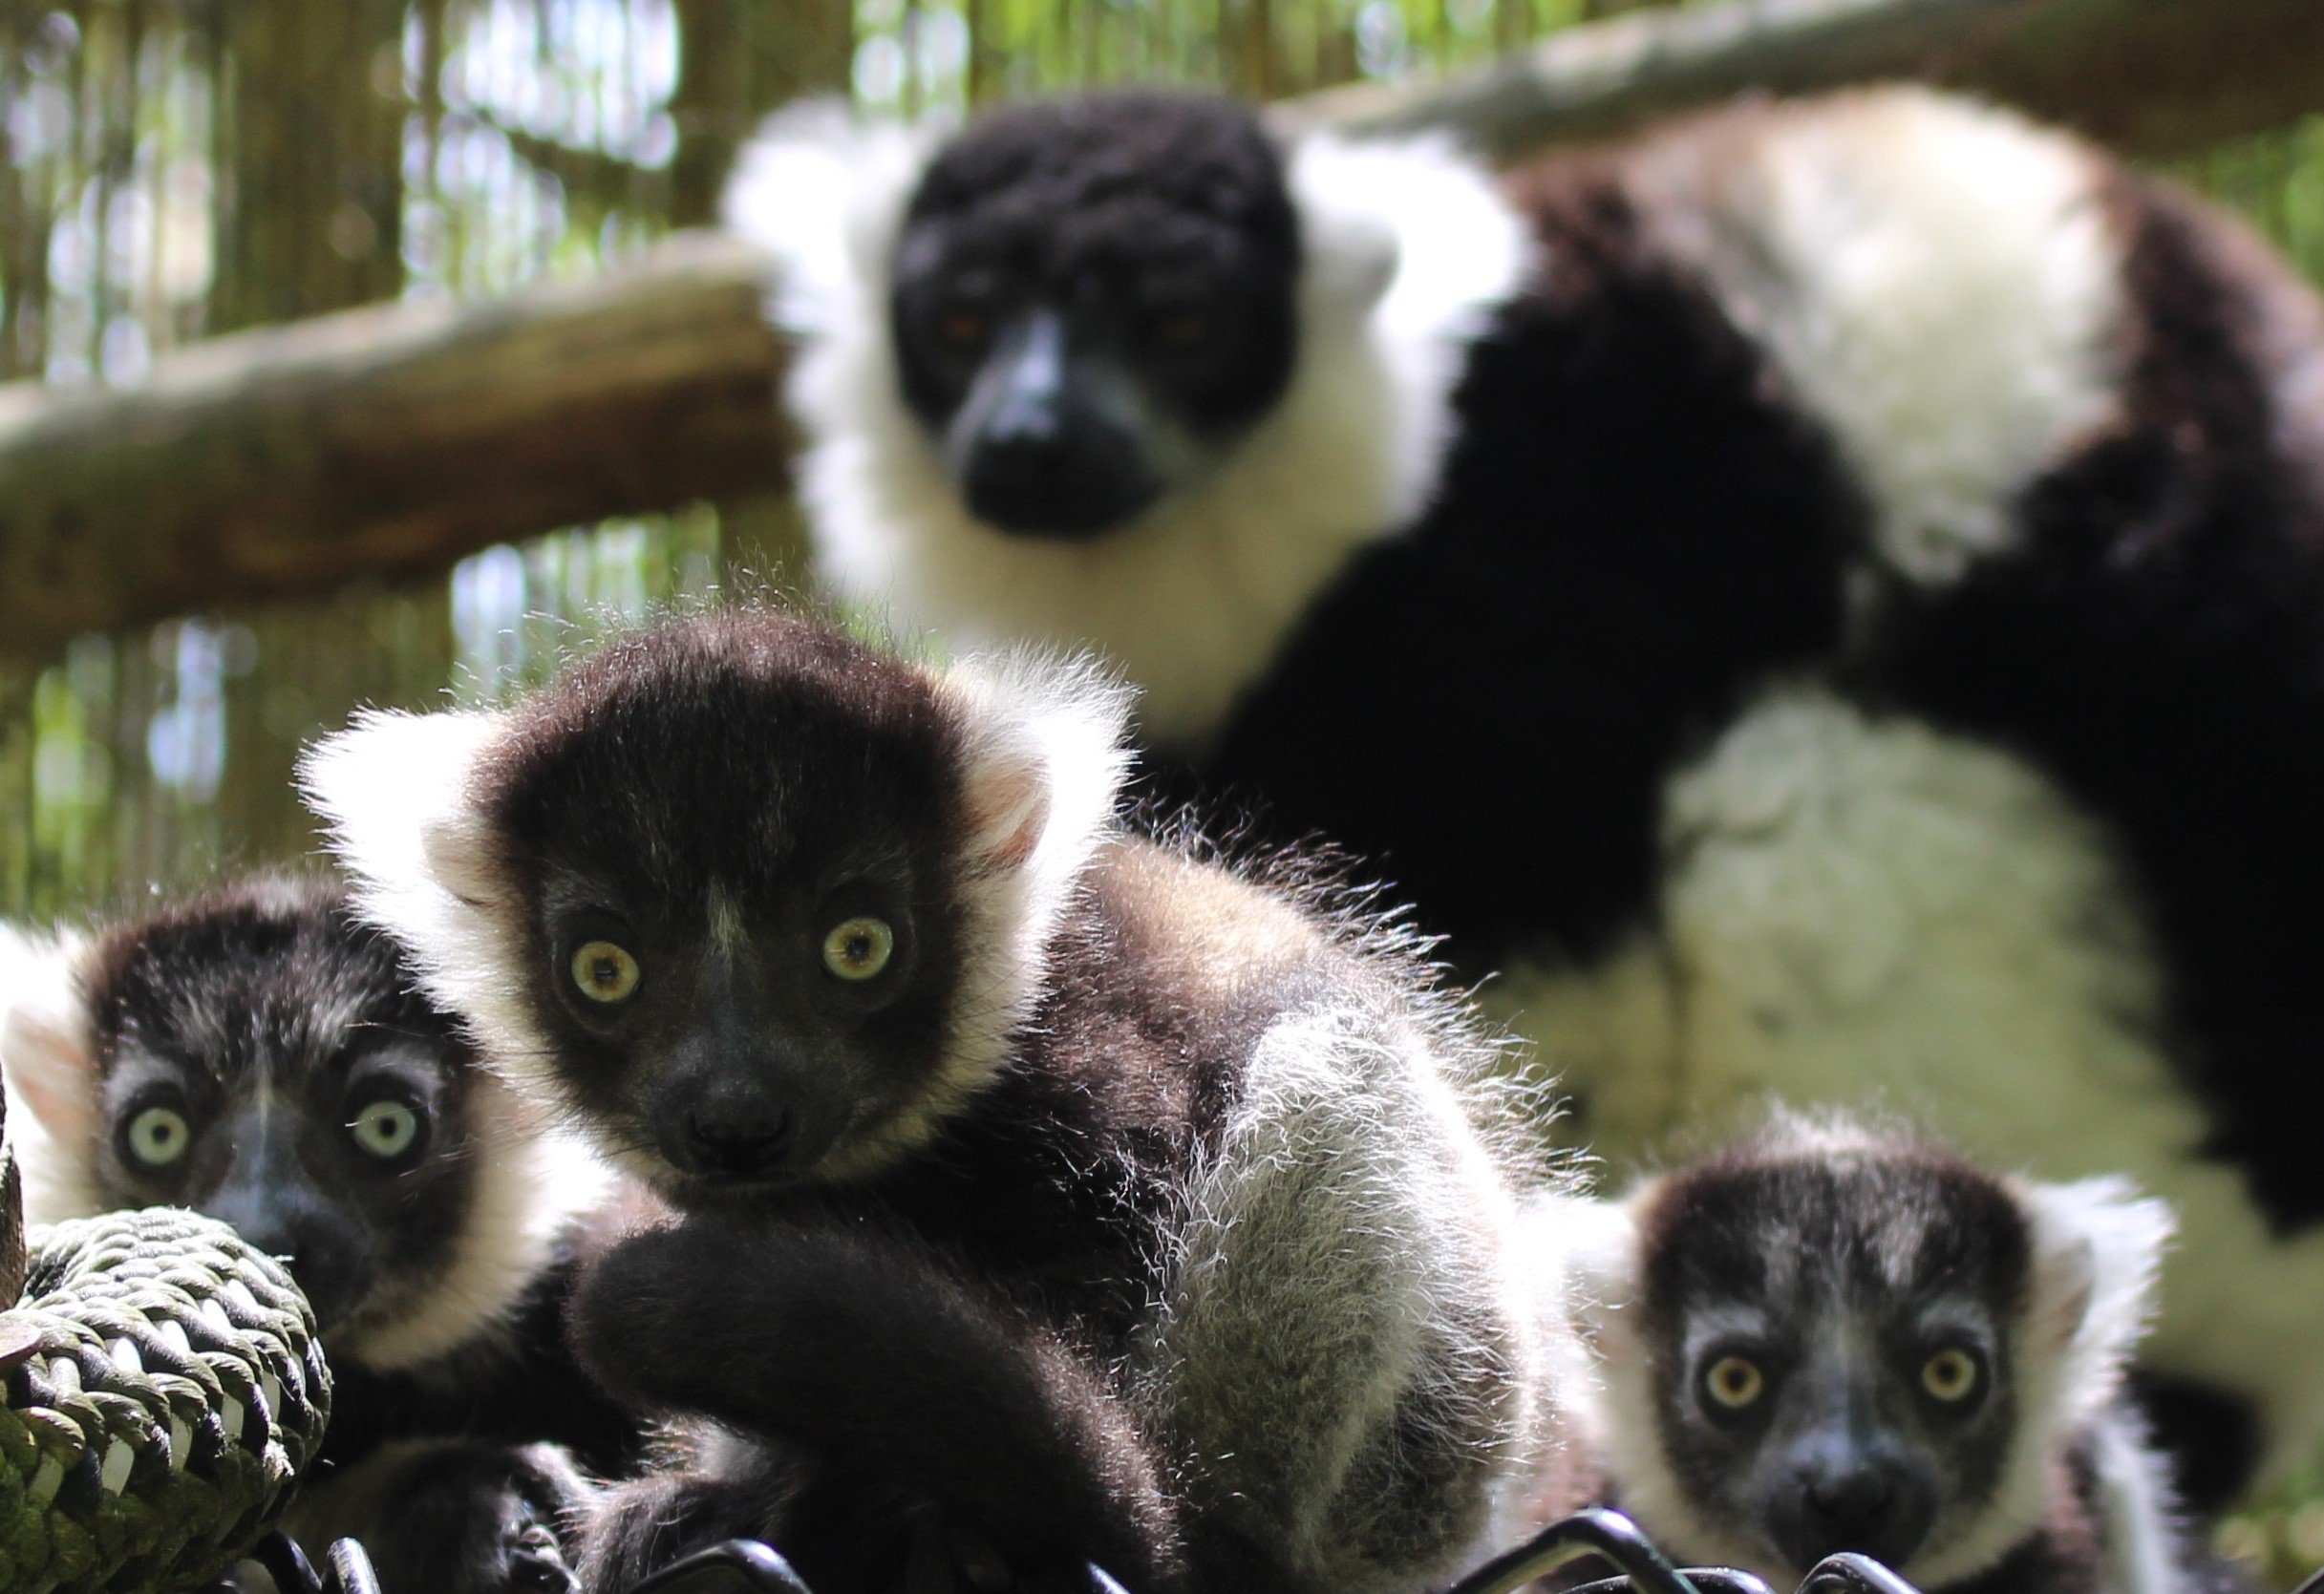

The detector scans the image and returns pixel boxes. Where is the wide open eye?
[1703,1354,1765,1412]
[570,941,642,1005]
[123,1105,191,1169]
[822,916,896,982]
[1922,1348,1980,1403]
[350,1099,424,1161]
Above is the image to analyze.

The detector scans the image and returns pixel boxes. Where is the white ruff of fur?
[346,1093,612,1372]
[1660,87,2122,587]
[823,648,1133,1177]
[2084,1403,2185,1594]
[0,925,104,1222]
[1484,683,2324,1480]
[300,710,565,1114]
[735,117,1528,747]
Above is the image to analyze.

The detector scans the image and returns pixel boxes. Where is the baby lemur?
[303,609,1560,1594]
[1533,1119,2238,1594]
[0,875,630,1593]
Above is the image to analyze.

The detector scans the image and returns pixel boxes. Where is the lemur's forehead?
[1644,1152,2033,1324]
[902,94,1296,280]
[483,616,968,905]
[85,882,454,1088]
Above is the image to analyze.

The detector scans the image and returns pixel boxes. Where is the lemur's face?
[888,93,1301,539]
[1638,1158,2028,1577]
[82,889,483,1340]
[480,623,974,1203]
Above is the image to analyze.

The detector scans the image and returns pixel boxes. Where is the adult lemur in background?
[733,87,2324,1500]
[1529,1118,2244,1594]
[0,876,629,1594]
[302,609,1565,1594]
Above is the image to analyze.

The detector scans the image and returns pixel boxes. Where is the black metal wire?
[1558,1568,1781,1594]
[241,1533,384,1594]
[1798,1554,1927,1594]
[1440,1507,1713,1594]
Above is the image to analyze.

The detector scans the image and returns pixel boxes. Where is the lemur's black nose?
[682,1107,795,1179]
[1805,1467,1897,1534]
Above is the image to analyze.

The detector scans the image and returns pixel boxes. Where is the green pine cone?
[0,1209,330,1593]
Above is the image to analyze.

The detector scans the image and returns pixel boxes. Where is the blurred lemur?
[1531,1119,2244,1594]
[303,609,1564,1594]
[0,876,631,1594]
[736,87,2324,1499]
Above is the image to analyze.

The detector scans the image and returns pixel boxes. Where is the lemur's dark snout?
[1771,1455,1934,1573]
[680,1105,796,1180]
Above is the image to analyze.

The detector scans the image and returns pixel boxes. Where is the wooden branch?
[1281,0,2324,162]
[0,234,789,663]
[7,0,2324,662]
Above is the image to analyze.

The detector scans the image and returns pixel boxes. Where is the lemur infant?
[0,876,630,1594]
[302,609,1562,1594]
[1534,1119,2239,1594]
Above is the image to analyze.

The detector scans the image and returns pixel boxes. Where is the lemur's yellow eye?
[1704,1355,1764,1411]
[822,917,895,982]
[570,941,642,1004]
[1922,1349,1979,1403]
[125,1106,190,1168]
[350,1099,422,1160]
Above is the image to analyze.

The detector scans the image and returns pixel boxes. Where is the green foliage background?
[3,0,2324,1579]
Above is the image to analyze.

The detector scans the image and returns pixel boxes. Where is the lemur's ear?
[943,651,1133,879]
[301,709,513,912]
[2016,1175,2172,1413]
[724,99,944,334]
[0,925,98,1144]
[1284,131,1529,335]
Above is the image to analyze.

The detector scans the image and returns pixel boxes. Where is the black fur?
[1182,146,1861,964]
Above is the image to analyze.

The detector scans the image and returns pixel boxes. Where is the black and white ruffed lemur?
[299,609,1568,1594]
[1526,1117,2248,1594]
[731,87,2324,1499]
[0,876,633,1593]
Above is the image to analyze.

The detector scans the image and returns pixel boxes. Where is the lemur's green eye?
[822,916,895,982]
[125,1106,190,1168]
[350,1100,422,1160]
[570,941,642,1004]
[1704,1355,1764,1411]
[1922,1348,1979,1403]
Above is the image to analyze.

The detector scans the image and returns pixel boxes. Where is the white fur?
[1652,87,2123,586]
[739,117,1529,746]
[298,709,558,1116]
[1485,682,2324,1482]
[2087,1402,2187,1594]
[0,924,105,1223]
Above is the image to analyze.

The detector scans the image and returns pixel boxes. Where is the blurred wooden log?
[7,0,2324,663]
[1283,0,2324,163]
[0,234,789,664]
